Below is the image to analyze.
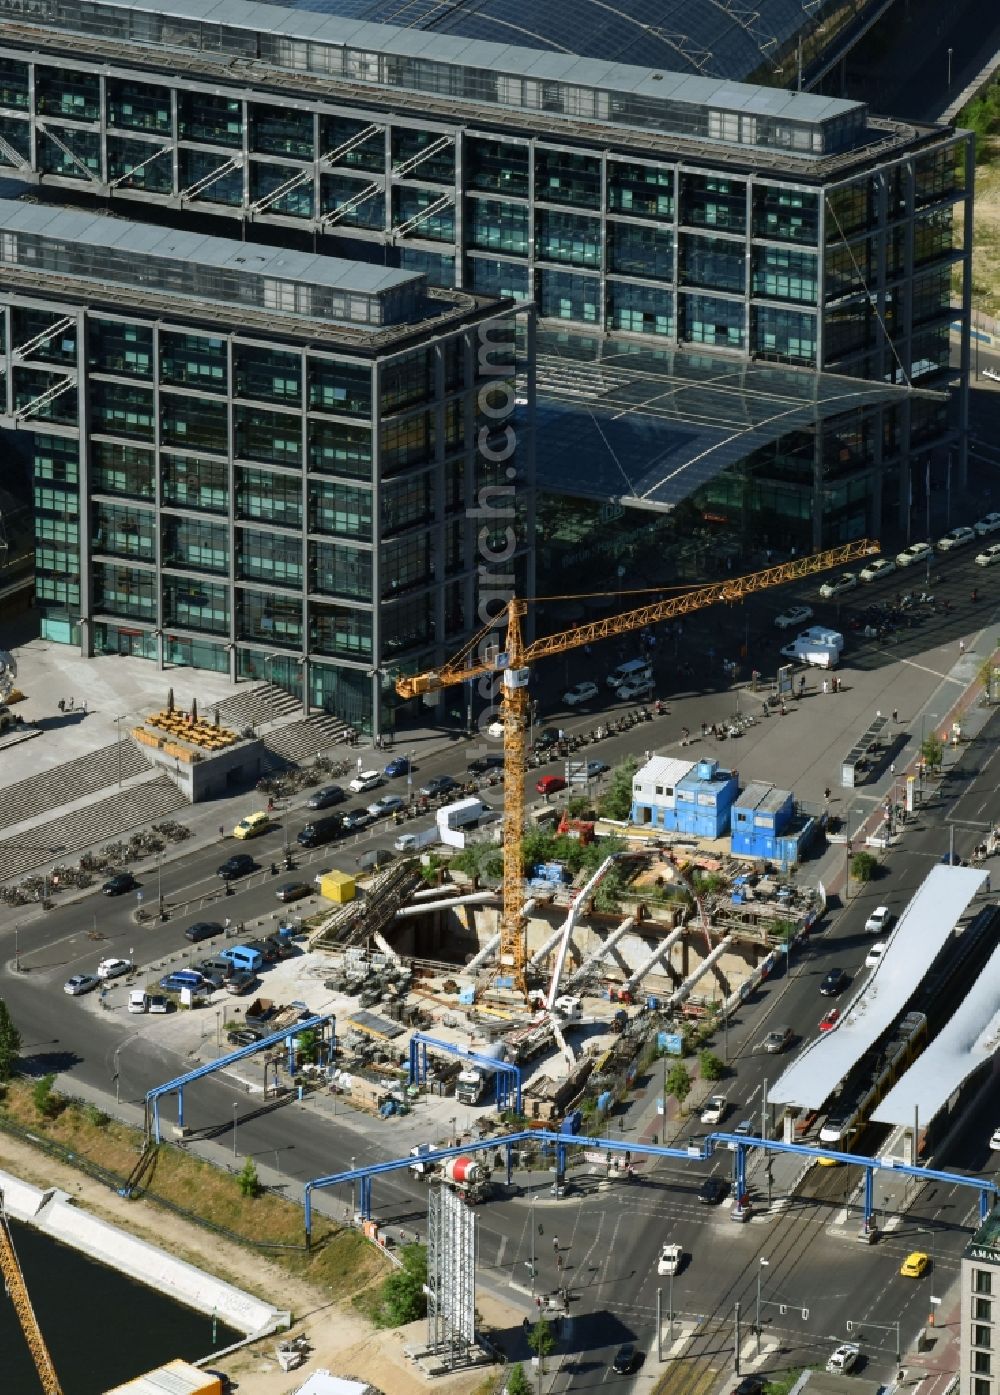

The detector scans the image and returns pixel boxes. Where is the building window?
[234,406,302,467]
[680,235,745,294]
[238,528,303,587]
[308,359,371,417]
[974,1380,992,1395]
[607,283,673,337]
[608,161,673,219]
[609,222,673,280]
[753,186,818,245]
[161,454,228,513]
[680,294,745,350]
[467,198,529,255]
[752,247,817,304]
[237,468,303,528]
[975,1326,994,1349]
[467,257,531,300]
[89,320,153,378]
[466,137,529,197]
[535,148,600,209]
[977,1272,994,1296]
[535,210,601,268]
[976,1299,993,1322]
[538,270,600,325]
[235,345,302,405]
[161,333,228,393]
[680,173,746,232]
[975,1354,992,1376]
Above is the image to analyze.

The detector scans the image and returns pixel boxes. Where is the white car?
[990,1128,1000,1151]
[976,543,1000,568]
[865,941,887,969]
[859,557,896,583]
[774,604,813,631]
[864,905,891,934]
[937,526,976,552]
[96,957,134,980]
[563,681,599,706]
[657,1243,683,1276]
[895,542,933,568]
[819,572,858,599]
[827,1343,861,1375]
[975,512,1000,536]
[700,1095,727,1125]
[619,677,654,701]
[349,770,383,793]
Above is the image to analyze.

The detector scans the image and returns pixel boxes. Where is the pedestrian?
[960,639,966,656]
[224,917,231,934]
[556,1254,564,1270]
[218,824,224,839]
[892,708,898,723]
[824,787,831,802]
[83,698,88,714]
[552,1236,559,1253]
[890,762,896,776]
[822,679,828,696]
[58,698,65,713]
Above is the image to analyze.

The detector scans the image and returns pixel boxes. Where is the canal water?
[3,1218,239,1394]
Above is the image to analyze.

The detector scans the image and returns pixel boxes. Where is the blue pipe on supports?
[408,1032,522,1113]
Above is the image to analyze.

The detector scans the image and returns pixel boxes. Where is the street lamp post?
[529,1192,536,1298]
[232,1101,238,1158]
[351,1154,356,1216]
[755,1257,769,1355]
[114,713,128,787]
[948,46,953,88]
[669,1266,676,1344]
[13,922,19,973]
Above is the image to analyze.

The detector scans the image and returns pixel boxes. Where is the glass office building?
[0,202,528,732]
[0,0,973,624]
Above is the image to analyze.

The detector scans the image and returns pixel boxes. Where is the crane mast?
[0,1191,64,1394]
[396,539,878,1002]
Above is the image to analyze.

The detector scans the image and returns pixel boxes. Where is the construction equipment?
[396,540,878,1003]
[0,1190,64,1394]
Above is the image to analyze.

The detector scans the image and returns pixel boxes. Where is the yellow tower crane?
[396,539,878,1002]
[0,1190,64,1394]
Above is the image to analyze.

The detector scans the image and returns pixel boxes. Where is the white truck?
[454,1066,489,1105]
[780,638,839,668]
[436,796,494,848]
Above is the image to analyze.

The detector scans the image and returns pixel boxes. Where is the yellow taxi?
[232,811,270,840]
[900,1251,929,1278]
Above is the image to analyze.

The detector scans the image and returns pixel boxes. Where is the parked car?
[774,604,813,630]
[102,871,137,896]
[226,970,257,996]
[937,525,976,551]
[276,881,310,903]
[700,1095,727,1125]
[619,677,655,701]
[148,994,168,1014]
[976,542,1000,567]
[96,957,133,980]
[533,727,562,751]
[760,1025,793,1053]
[895,541,932,567]
[657,1243,683,1276]
[865,942,887,969]
[563,680,599,706]
[64,973,99,996]
[217,854,255,880]
[384,756,412,778]
[185,921,223,943]
[349,770,382,793]
[159,970,208,995]
[864,905,892,934]
[368,794,406,818]
[820,967,848,996]
[128,990,149,1014]
[536,774,567,796]
[468,754,504,774]
[975,512,1000,536]
[227,1028,261,1047]
[341,808,374,832]
[819,572,858,599]
[420,774,460,798]
[307,785,345,809]
[989,1127,1000,1151]
[827,1343,861,1374]
[859,557,896,582]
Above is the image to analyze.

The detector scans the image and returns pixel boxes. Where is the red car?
[536,774,567,796]
[819,1007,841,1032]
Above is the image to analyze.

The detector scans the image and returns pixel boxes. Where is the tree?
[597,757,639,821]
[0,999,21,1083]
[921,733,944,773]
[527,1318,556,1375]
[665,1061,692,1108]
[850,850,879,884]
[505,1363,533,1395]
[377,1243,427,1327]
[32,1073,58,1118]
[699,1050,725,1082]
[237,1158,260,1198]
[296,1028,319,1065]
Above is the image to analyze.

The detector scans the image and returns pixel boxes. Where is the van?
[233,811,270,840]
[220,944,264,973]
[607,659,653,691]
[159,970,208,995]
[128,990,149,1014]
[297,814,343,849]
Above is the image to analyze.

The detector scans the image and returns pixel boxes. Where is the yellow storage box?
[320,870,355,903]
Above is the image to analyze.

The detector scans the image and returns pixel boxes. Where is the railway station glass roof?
[532,333,915,511]
[276,0,820,83]
[872,935,1000,1128]
[769,866,989,1111]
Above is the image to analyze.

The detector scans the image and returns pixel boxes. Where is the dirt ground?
[963,145,1000,319]
[0,1131,511,1395]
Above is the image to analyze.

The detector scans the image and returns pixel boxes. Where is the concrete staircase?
[0,740,150,833]
[263,712,353,765]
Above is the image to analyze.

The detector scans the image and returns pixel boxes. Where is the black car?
[611,1343,639,1375]
[307,784,345,810]
[820,967,848,996]
[217,854,255,880]
[420,774,460,798]
[697,1176,728,1205]
[533,726,562,751]
[732,1379,764,1395]
[468,754,504,774]
[227,1027,262,1047]
[102,872,137,896]
[276,882,310,904]
[185,921,223,944]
